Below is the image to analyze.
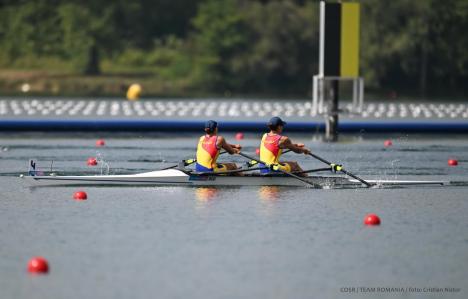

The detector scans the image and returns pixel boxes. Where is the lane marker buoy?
[364,214,381,226]
[28,257,49,274]
[96,139,105,147]
[384,140,393,147]
[235,132,244,140]
[448,159,458,166]
[87,157,98,166]
[255,148,260,155]
[73,191,88,201]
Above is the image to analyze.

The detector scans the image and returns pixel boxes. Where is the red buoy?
[73,191,87,201]
[87,157,98,166]
[364,214,381,226]
[235,132,244,140]
[96,139,105,147]
[384,140,393,147]
[27,257,49,274]
[448,159,458,166]
[255,148,260,155]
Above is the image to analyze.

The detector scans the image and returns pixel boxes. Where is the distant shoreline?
[0,69,195,98]
[0,69,466,100]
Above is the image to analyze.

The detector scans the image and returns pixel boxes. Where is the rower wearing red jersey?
[195,120,242,172]
[259,117,311,175]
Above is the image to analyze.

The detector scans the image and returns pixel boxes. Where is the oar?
[162,160,194,170]
[162,152,227,170]
[293,167,332,175]
[238,152,320,188]
[307,153,372,187]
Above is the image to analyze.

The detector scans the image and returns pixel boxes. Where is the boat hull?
[22,169,355,188]
[22,169,450,188]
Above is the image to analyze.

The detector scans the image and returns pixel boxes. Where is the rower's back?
[260,132,284,166]
[196,134,220,171]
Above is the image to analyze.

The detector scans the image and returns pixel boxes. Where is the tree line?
[0,0,467,96]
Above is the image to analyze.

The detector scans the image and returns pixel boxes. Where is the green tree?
[426,0,468,93]
[361,0,468,95]
[58,2,123,74]
[191,0,249,91]
[1,0,467,96]
[237,0,318,93]
[0,0,63,65]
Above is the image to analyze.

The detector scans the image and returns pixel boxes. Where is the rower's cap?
[268,116,287,127]
[205,120,218,131]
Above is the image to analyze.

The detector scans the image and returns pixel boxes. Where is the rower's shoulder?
[280,135,290,142]
[279,135,291,146]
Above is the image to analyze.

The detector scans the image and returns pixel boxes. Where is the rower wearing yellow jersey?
[259,117,311,175]
[195,120,242,173]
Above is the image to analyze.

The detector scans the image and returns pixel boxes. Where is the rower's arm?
[280,137,310,154]
[218,136,240,154]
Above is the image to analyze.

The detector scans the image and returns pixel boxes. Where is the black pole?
[325,80,339,141]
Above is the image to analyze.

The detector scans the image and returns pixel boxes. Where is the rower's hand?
[330,163,342,173]
[233,144,242,150]
[296,143,305,147]
[246,160,258,167]
[183,158,196,166]
[269,164,280,171]
[232,148,241,154]
[302,148,311,155]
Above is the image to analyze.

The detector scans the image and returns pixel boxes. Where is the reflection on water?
[194,187,221,215]
[258,186,282,217]
[195,187,220,202]
[258,186,281,201]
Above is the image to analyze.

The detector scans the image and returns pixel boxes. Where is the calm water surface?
[1,133,467,299]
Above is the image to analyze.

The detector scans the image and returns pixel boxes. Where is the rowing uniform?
[259,133,292,173]
[195,135,228,172]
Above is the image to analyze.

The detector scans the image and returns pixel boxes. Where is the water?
[1,132,467,299]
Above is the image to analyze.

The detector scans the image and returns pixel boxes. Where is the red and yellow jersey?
[196,135,220,170]
[260,133,283,165]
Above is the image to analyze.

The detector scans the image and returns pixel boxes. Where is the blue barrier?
[1,119,468,133]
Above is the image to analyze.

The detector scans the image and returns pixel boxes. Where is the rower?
[259,116,311,176]
[195,120,242,173]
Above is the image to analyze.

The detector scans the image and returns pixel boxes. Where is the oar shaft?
[307,153,372,187]
[340,169,370,186]
[294,167,331,174]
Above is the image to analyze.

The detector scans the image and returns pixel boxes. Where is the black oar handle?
[308,153,372,187]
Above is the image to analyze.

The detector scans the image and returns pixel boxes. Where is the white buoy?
[21,83,31,93]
